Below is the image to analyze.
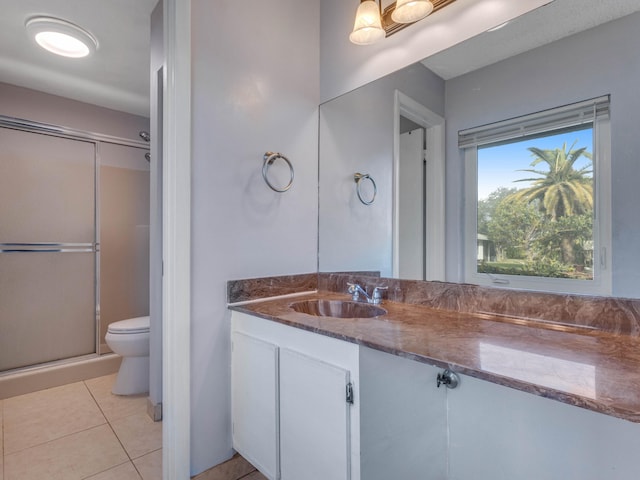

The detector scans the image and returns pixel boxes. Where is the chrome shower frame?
[0,114,150,372]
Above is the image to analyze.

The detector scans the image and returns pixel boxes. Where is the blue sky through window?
[477,127,593,200]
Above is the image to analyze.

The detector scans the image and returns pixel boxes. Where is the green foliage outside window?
[477,141,594,280]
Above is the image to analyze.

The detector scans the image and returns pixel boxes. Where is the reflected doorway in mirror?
[393,90,445,281]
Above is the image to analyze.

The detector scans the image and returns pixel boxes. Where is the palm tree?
[508,141,593,264]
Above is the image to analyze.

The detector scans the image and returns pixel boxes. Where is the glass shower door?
[0,127,97,372]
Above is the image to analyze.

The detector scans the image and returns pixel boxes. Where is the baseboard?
[147,398,163,421]
[0,354,122,400]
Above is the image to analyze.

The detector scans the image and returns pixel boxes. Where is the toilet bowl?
[105,316,150,395]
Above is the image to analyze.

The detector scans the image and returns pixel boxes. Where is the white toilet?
[105,316,150,395]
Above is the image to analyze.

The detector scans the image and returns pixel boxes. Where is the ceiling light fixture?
[26,17,98,58]
[350,0,457,46]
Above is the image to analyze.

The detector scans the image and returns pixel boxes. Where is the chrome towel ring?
[263,152,294,192]
[354,173,377,205]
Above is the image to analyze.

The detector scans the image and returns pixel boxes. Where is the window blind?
[458,95,610,149]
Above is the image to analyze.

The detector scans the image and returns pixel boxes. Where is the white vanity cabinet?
[448,375,640,480]
[231,311,360,480]
[231,331,279,479]
[358,345,448,480]
[233,308,640,479]
[279,348,353,480]
[231,310,448,480]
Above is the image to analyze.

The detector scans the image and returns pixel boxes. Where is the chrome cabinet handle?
[437,370,459,389]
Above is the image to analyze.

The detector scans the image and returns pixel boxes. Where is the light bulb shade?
[26,17,98,58]
[349,1,385,45]
[391,0,434,24]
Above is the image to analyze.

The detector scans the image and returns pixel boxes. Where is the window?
[461,97,611,295]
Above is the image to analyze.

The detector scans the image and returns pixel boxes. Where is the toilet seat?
[107,316,150,334]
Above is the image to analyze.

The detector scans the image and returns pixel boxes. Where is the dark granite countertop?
[230,290,640,423]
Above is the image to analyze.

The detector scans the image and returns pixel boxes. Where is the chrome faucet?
[347,283,388,305]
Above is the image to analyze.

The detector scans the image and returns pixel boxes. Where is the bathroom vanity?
[229,274,640,480]
[231,309,447,480]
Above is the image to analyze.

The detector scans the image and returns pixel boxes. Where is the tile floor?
[0,374,269,480]
[0,374,162,480]
[192,454,266,480]
[238,473,267,480]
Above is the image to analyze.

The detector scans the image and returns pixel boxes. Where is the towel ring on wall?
[354,172,377,205]
[263,152,294,192]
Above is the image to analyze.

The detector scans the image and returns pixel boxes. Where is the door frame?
[392,90,445,280]
[396,126,426,280]
[162,0,191,478]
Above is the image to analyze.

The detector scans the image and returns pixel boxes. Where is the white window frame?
[462,97,612,295]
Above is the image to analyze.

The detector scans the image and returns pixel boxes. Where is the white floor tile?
[111,412,162,459]
[2,374,162,479]
[3,382,106,454]
[4,424,128,480]
[133,449,162,480]
[85,374,148,422]
[85,461,143,480]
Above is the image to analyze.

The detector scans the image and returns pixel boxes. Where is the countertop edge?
[229,296,640,424]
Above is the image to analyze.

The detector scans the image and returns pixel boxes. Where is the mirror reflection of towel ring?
[354,173,377,205]
[263,152,294,192]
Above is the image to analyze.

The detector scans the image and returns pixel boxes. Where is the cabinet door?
[448,373,640,480]
[231,332,279,480]
[279,348,351,480]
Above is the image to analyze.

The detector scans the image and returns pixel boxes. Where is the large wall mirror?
[318,0,640,299]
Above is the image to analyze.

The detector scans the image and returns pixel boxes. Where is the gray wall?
[0,82,148,141]
[319,64,444,276]
[190,0,320,474]
[444,12,640,297]
[319,0,547,102]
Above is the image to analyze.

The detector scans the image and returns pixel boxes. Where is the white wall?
[444,12,640,296]
[319,64,443,276]
[320,0,550,103]
[190,0,320,474]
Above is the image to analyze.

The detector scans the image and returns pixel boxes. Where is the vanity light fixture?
[26,17,98,58]
[349,0,386,45]
[350,0,457,45]
[391,0,434,24]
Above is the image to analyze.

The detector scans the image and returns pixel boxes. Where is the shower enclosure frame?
[0,114,150,373]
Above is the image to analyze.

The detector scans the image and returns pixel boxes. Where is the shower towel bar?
[263,151,294,192]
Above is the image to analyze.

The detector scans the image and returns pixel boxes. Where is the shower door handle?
[0,242,96,253]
